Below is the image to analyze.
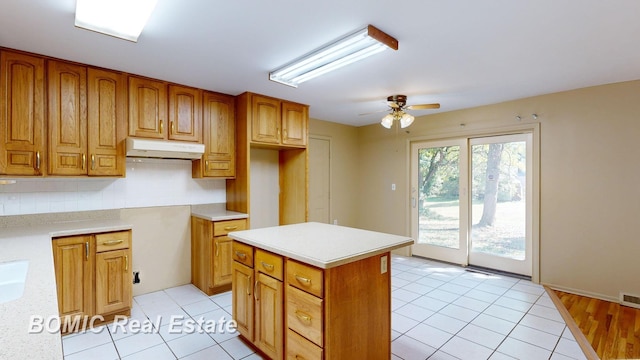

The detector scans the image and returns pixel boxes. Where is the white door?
[410,139,469,265]
[468,134,532,276]
[411,133,533,276]
[308,137,330,223]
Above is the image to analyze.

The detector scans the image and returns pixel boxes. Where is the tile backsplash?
[0,158,226,216]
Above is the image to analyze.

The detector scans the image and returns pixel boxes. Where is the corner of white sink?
[0,260,29,304]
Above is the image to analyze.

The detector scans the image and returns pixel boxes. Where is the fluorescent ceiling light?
[75,0,158,42]
[270,25,398,88]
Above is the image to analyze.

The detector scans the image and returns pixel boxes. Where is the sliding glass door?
[411,134,533,276]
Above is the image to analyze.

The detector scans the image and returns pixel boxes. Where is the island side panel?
[323,252,391,359]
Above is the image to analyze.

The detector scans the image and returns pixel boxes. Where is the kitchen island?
[228,222,414,360]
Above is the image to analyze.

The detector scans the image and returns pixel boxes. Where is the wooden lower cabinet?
[232,261,254,339]
[232,243,284,359]
[231,240,392,360]
[52,230,132,332]
[52,235,94,322]
[191,217,247,295]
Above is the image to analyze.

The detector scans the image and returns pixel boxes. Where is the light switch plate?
[381,255,388,274]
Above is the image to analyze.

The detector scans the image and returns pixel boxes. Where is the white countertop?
[190,203,248,221]
[229,222,414,269]
[0,219,133,360]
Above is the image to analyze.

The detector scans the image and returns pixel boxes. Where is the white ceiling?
[1,0,639,127]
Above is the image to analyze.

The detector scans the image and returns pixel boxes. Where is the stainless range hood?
[126,138,205,160]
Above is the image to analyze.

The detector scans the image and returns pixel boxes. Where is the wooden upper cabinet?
[48,60,88,175]
[193,91,235,178]
[248,93,308,148]
[87,68,126,176]
[128,76,167,139]
[251,94,281,145]
[0,51,46,175]
[281,101,307,146]
[168,85,202,142]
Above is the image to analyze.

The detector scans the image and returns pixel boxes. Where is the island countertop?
[228,222,414,269]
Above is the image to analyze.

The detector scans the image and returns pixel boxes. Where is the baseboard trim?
[544,285,600,360]
[543,283,619,303]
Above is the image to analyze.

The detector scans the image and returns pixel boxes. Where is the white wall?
[0,158,226,215]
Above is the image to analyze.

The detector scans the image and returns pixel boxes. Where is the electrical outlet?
[380,255,388,274]
[333,219,338,225]
[133,271,140,284]
[391,183,396,191]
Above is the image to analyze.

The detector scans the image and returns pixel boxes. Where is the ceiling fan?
[365,95,440,129]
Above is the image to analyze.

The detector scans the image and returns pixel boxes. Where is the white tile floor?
[61,255,587,360]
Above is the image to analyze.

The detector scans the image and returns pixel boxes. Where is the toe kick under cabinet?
[231,241,397,359]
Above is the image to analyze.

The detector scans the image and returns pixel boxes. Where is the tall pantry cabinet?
[227,92,308,228]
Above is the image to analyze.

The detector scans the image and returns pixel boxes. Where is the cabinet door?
[232,261,254,340]
[212,236,233,287]
[87,68,126,176]
[48,60,88,175]
[281,101,307,147]
[128,76,167,139]
[255,272,283,360]
[168,85,202,142]
[193,91,235,178]
[95,248,132,315]
[251,94,281,144]
[52,235,93,322]
[0,51,46,175]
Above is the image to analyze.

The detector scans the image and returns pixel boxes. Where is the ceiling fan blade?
[358,108,388,116]
[406,103,441,110]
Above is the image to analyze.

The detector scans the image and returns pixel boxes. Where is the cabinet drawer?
[287,286,323,347]
[286,329,323,360]
[255,249,283,281]
[213,219,246,236]
[287,260,323,298]
[95,231,130,253]
[232,241,253,267]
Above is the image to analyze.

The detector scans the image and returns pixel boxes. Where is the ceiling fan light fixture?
[400,113,415,128]
[380,114,394,129]
[270,25,398,88]
[75,0,158,42]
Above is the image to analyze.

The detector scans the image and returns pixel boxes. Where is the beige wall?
[309,119,360,228]
[354,80,640,301]
[121,206,192,296]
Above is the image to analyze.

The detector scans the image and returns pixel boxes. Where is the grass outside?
[418,199,526,260]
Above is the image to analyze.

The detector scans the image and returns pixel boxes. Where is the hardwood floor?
[548,288,640,360]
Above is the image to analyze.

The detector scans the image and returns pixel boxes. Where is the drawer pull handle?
[295,310,312,323]
[85,242,89,260]
[254,280,259,301]
[125,255,128,271]
[235,251,246,259]
[102,239,124,246]
[295,356,305,360]
[224,225,238,231]
[295,275,311,285]
[261,262,274,271]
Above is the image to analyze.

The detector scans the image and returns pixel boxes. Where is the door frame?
[406,123,540,283]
